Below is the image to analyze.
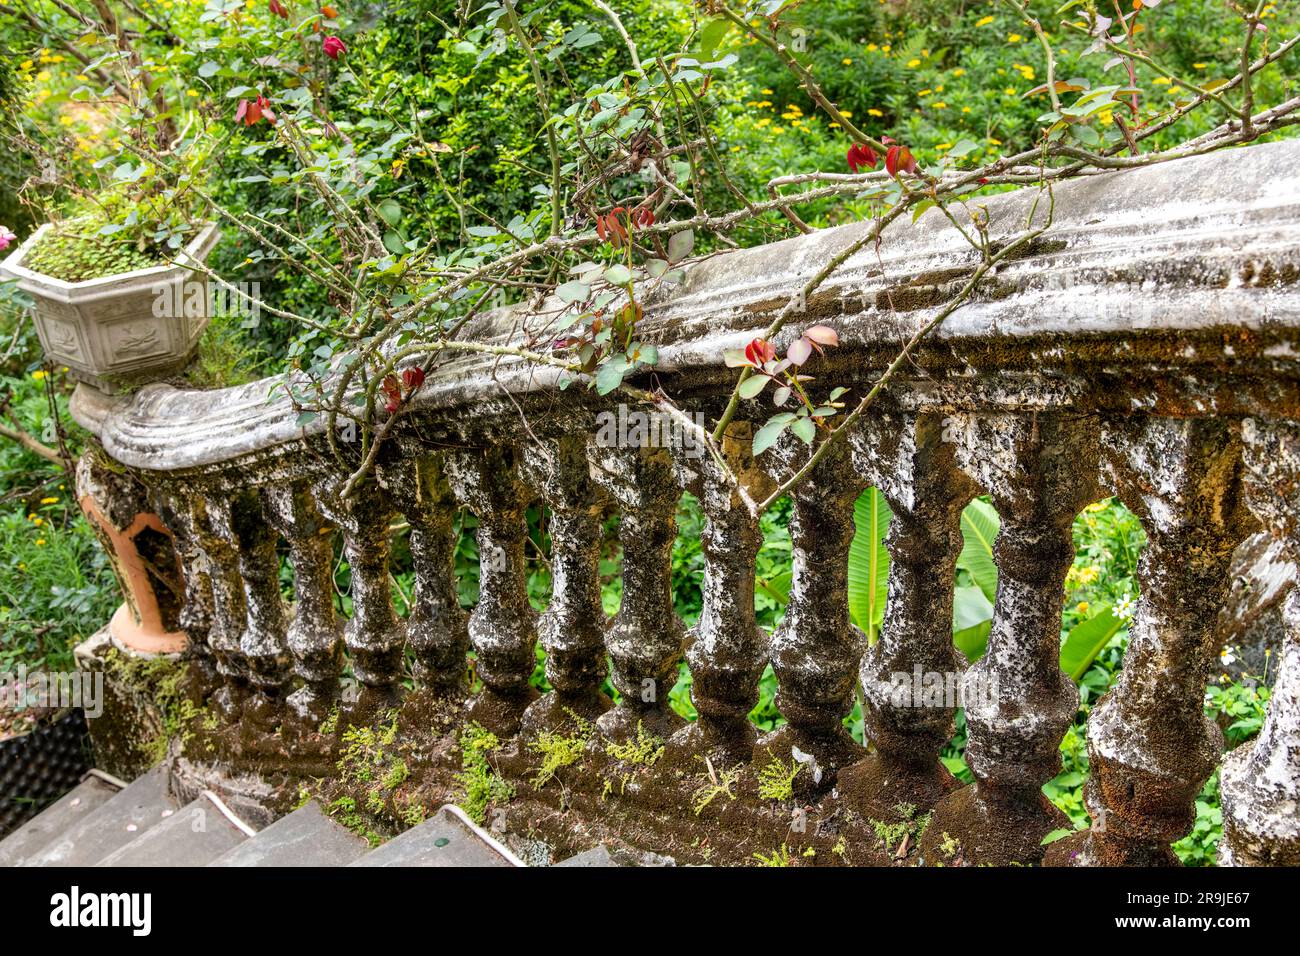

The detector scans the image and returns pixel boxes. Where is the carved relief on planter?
[0,223,220,392]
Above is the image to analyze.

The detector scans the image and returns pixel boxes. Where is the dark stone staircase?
[0,767,624,867]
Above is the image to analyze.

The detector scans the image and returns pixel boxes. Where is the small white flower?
[1220,645,1238,666]
[1115,593,1136,621]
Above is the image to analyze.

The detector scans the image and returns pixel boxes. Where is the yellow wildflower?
[976,15,994,26]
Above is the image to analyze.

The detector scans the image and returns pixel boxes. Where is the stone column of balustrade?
[153,493,218,688]
[224,489,293,727]
[588,444,686,742]
[666,422,771,767]
[378,456,469,695]
[1044,417,1254,866]
[1220,418,1300,866]
[756,437,866,797]
[518,436,612,734]
[262,482,344,724]
[314,478,407,714]
[187,496,253,719]
[444,446,539,736]
[923,413,1096,865]
[840,410,976,818]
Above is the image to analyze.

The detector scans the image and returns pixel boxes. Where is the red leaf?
[402,367,425,390]
[802,325,839,347]
[787,337,813,366]
[846,143,878,173]
[744,337,776,367]
[235,99,249,123]
[885,144,916,177]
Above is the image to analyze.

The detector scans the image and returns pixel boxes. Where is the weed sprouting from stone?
[691,759,743,815]
[528,711,594,790]
[752,844,794,867]
[455,722,515,824]
[604,720,664,766]
[757,755,803,801]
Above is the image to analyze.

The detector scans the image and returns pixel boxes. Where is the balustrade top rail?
[71,139,1300,476]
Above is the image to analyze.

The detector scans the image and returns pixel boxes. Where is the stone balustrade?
[68,140,1300,865]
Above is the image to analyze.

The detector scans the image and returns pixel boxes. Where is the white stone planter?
[0,222,221,393]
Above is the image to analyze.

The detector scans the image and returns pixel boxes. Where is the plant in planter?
[0,186,221,394]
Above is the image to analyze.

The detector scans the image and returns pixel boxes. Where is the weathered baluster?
[667,422,771,767]
[153,493,218,687]
[1045,418,1253,866]
[315,479,406,713]
[225,489,293,725]
[187,495,252,718]
[380,457,469,695]
[263,483,344,724]
[840,410,975,817]
[1221,418,1300,866]
[589,445,685,742]
[445,446,539,736]
[757,439,866,796]
[925,413,1095,865]
[518,436,611,733]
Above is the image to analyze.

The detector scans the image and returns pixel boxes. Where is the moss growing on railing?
[454,722,514,825]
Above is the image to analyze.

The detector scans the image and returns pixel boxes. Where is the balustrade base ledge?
[148,663,985,867]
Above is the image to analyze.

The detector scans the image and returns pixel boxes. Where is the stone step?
[349,807,521,867]
[553,846,623,867]
[21,765,179,867]
[0,775,120,866]
[208,801,369,867]
[95,796,249,867]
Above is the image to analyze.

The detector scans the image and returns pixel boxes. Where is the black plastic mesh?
[0,708,94,838]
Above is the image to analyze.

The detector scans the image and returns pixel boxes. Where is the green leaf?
[698,18,733,59]
[667,229,695,262]
[1041,828,1074,846]
[556,280,590,303]
[738,374,769,399]
[376,199,403,226]
[604,264,632,285]
[958,498,1000,603]
[645,258,669,278]
[1060,605,1125,681]
[952,584,994,662]
[595,356,629,395]
[790,416,815,444]
[847,488,893,642]
[752,415,793,455]
[948,138,980,158]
